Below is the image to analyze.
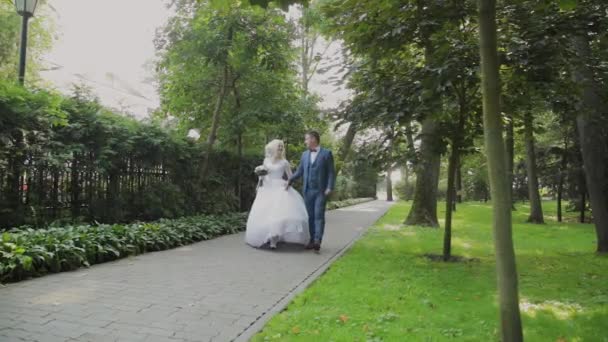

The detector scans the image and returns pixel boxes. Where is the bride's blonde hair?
[265,139,286,160]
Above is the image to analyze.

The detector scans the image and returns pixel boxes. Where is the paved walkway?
[0,200,392,342]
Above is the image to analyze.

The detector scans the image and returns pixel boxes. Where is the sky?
[40,0,350,119]
[41,0,172,118]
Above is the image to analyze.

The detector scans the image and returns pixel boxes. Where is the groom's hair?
[306,130,320,144]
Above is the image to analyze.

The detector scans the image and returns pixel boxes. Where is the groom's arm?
[289,154,304,184]
[326,151,336,193]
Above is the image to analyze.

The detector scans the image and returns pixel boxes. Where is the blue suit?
[289,148,336,243]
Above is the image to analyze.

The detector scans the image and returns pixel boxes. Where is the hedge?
[0,212,247,283]
[0,81,259,228]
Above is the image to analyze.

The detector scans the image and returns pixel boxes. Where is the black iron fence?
[0,151,259,228]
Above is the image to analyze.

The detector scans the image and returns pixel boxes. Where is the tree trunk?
[300,23,310,94]
[557,177,563,223]
[386,168,393,202]
[336,122,358,175]
[405,5,441,227]
[201,63,230,180]
[443,146,459,261]
[557,137,568,223]
[405,122,416,162]
[506,113,516,210]
[478,0,524,340]
[571,35,608,253]
[578,168,587,223]
[451,164,457,212]
[405,117,441,227]
[456,162,463,203]
[523,111,544,223]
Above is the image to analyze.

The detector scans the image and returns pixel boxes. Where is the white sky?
[40,1,350,119]
[40,0,171,118]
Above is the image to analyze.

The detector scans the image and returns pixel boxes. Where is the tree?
[564,2,608,252]
[478,0,523,339]
[157,2,296,179]
[322,0,450,227]
[523,110,544,223]
[291,2,337,95]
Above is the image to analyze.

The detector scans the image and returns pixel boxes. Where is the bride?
[245,139,310,249]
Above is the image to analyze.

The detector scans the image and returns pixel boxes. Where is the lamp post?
[14,0,39,85]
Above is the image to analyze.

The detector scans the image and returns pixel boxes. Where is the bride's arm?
[284,160,293,179]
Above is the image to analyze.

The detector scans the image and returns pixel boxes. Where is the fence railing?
[0,152,258,228]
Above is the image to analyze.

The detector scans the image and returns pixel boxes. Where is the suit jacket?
[290,148,336,194]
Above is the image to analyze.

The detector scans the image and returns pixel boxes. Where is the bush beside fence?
[0,212,247,283]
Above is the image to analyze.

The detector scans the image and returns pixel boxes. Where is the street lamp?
[13,0,39,85]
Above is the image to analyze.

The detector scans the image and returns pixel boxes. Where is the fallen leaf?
[291,326,301,334]
[339,314,349,323]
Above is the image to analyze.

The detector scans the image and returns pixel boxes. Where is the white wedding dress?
[245,158,309,248]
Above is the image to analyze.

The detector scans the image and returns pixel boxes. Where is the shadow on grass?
[422,254,480,263]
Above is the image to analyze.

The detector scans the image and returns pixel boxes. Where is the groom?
[287,131,336,252]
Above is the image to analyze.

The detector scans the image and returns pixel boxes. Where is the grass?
[253,201,608,342]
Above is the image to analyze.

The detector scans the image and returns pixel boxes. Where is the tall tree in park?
[293,3,336,95]
[331,55,420,177]
[522,108,544,223]
[478,0,523,339]
[563,2,608,253]
[498,2,558,223]
[434,1,482,260]
[157,2,295,178]
[322,0,448,227]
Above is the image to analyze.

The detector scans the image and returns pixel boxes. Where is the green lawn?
[253,201,608,342]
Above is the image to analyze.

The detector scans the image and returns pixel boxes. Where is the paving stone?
[0,201,390,342]
[76,332,118,342]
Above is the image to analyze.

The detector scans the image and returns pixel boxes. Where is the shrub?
[0,212,247,283]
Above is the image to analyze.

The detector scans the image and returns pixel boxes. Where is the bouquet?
[254,165,268,176]
[255,165,268,188]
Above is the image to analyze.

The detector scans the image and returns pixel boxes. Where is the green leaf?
[20,256,33,270]
[558,0,577,11]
